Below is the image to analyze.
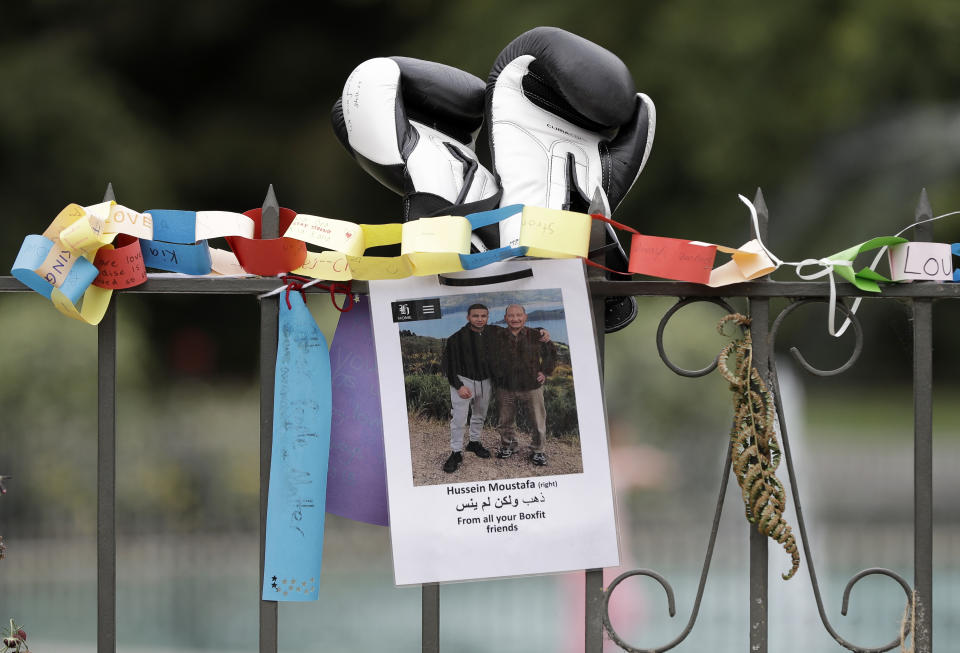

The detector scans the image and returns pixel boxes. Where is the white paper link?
[737,196,960,339]
[738,194,853,336]
[793,258,854,336]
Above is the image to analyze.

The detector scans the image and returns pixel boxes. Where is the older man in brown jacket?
[494,304,557,466]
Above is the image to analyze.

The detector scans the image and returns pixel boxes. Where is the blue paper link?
[11,234,99,303]
[465,204,524,230]
[140,238,213,275]
[262,291,332,601]
[147,209,198,244]
[952,244,960,282]
[460,246,528,270]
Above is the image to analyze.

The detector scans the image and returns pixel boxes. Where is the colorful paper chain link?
[11,202,627,324]
[14,195,959,331]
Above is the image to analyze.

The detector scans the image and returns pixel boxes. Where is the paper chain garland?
[12,202,607,324]
[12,195,960,333]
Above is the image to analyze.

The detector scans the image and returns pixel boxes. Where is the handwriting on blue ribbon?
[262,291,332,601]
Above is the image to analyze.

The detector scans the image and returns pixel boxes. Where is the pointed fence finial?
[587,187,609,217]
[915,188,932,242]
[103,182,115,203]
[751,187,768,241]
[262,184,279,239]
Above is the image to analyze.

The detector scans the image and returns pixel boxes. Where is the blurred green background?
[2,1,960,651]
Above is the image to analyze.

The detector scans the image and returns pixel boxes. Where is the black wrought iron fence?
[0,186,944,652]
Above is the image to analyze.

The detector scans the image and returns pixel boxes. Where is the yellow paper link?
[406,251,464,276]
[50,283,113,325]
[41,204,86,240]
[293,251,353,281]
[346,254,413,280]
[42,203,103,250]
[401,215,470,253]
[53,203,116,324]
[288,216,467,279]
[31,203,124,324]
[401,215,470,276]
[53,201,125,259]
[284,214,368,257]
[293,251,414,281]
[293,251,411,281]
[518,206,591,259]
[360,223,402,249]
[59,215,117,258]
[283,216,406,279]
[43,201,111,239]
[707,240,778,287]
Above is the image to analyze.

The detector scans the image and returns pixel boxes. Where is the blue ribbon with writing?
[262,291,332,601]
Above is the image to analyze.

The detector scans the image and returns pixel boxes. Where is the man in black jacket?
[441,304,496,473]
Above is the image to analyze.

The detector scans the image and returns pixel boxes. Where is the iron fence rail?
[7,275,960,298]
[0,188,940,652]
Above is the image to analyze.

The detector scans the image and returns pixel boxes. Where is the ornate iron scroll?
[602,298,914,653]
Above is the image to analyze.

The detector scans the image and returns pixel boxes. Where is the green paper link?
[827,236,908,292]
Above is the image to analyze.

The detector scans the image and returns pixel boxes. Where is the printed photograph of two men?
[397,288,584,486]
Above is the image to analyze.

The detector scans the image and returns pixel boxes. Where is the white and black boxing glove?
[332,56,500,222]
[486,27,656,332]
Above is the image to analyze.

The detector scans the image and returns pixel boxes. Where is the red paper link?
[628,234,717,284]
[591,213,640,235]
[225,208,307,276]
[92,235,148,289]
